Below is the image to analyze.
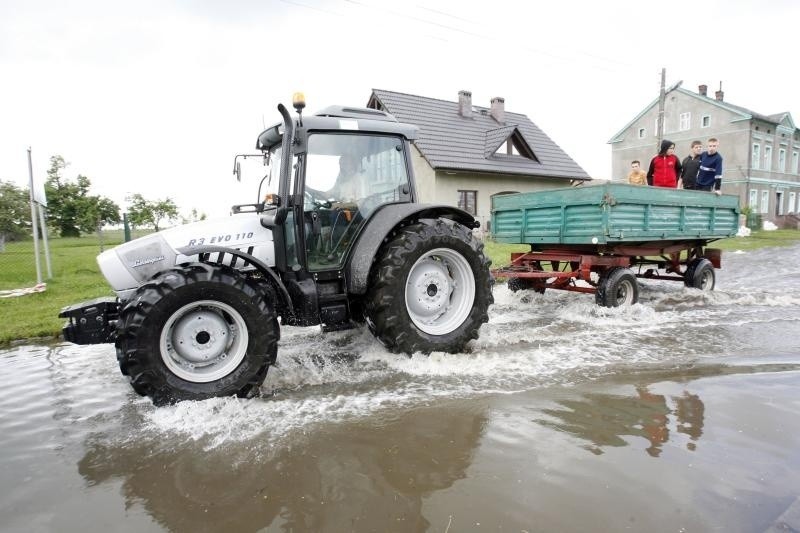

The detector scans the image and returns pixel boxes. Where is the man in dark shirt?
[680,140,702,190]
[697,138,723,195]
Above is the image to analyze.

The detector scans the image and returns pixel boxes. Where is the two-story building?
[367,89,590,232]
[609,83,800,226]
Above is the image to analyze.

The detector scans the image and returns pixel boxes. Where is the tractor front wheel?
[115,263,278,405]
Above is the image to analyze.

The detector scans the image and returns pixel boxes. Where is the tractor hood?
[97,213,275,300]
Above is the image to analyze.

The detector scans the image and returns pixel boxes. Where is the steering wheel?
[304,189,332,209]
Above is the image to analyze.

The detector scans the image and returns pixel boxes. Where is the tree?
[43,155,121,237]
[127,194,179,232]
[0,180,31,242]
[78,195,122,234]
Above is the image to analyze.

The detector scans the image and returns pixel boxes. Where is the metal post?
[656,68,666,152]
[37,203,52,278]
[123,212,131,242]
[27,148,43,284]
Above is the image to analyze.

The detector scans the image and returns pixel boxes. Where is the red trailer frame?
[492,240,721,306]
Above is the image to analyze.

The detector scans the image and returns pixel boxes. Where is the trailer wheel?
[115,262,278,405]
[365,219,493,354]
[684,258,715,290]
[507,277,546,294]
[596,267,639,307]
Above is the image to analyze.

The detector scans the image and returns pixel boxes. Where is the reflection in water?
[539,385,705,457]
[77,402,487,532]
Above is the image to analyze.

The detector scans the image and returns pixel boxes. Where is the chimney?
[715,82,724,101]
[698,84,708,97]
[458,90,472,118]
[490,96,505,123]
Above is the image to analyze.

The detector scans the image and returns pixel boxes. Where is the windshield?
[304,134,409,211]
[302,133,410,270]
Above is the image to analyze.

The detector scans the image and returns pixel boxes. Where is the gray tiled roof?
[369,89,590,180]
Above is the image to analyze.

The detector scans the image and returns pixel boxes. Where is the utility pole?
[656,67,666,151]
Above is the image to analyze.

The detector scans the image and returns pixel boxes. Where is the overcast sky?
[2,0,798,218]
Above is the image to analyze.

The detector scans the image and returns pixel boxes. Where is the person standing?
[696,138,723,195]
[680,140,703,190]
[647,139,682,188]
[627,160,648,185]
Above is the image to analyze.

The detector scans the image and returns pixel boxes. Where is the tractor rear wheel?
[115,262,278,405]
[365,219,493,354]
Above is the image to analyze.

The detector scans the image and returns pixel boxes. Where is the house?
[367,89,590,231]
[609,83,800,226]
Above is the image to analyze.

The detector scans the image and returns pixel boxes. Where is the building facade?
[367,89,590,233]
[609,83,800,226]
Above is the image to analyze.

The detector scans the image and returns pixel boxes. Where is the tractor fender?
[176,245,292,316]
[346,204,478,295]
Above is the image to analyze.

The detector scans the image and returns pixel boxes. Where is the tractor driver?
[325,154,366,206]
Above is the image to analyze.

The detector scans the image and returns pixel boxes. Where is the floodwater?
[2,244,800,533]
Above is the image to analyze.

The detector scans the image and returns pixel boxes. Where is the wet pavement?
[1,243,800,532]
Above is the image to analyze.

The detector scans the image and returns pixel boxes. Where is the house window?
[749,189,759,210]
[793,151,799,174]
[638,128,646,139]
[701,115,710,128]
[752,144,760,169]
[788,192,796,214]
[776,192,784,216]
[764,145,773,171]
[679,112,691,131]
[458,190,477,215]
[779,149,786,172]
[761,190,770,214]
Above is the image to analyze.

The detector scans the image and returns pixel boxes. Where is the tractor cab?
[256,95,417,272]
[245,95,421,329]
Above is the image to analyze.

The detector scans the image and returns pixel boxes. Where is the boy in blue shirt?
[697,138,723,195]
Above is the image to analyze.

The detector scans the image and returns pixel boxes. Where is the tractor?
[60,95,494,405]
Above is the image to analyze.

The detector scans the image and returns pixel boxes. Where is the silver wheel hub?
[160,300,249,383]
[405,248,476,336]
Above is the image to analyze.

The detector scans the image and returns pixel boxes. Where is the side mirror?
[234,161,242,182]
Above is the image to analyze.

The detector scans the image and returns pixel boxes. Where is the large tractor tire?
[365,219,493,354]
[115,262,278,405]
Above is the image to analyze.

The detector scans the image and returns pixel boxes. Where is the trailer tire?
[507,277,546,294]
[596,267,639,307]
[684,258,715,290]
[365,219,493,354]
[115,262,278,405]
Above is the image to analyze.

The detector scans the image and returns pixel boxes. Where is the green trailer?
[490,183,741,306]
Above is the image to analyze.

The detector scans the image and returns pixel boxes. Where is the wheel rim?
[405,247,475,335]
[614,279,636,305]
[159,300,249,383]
[699,268,714,290]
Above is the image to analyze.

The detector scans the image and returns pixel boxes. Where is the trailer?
[490,183,741,306]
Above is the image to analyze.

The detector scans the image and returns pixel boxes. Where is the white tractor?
[60,96,493,405]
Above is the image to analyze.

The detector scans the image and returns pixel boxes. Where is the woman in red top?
[646,139,682,188]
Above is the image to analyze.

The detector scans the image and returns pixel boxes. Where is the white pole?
[37,203,52,278]
[27,147,43,284]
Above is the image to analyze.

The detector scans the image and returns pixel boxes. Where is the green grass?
[1,228,799,345]
[0,230,150,345]
[707,228,800,251]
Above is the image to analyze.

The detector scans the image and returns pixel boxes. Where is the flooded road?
[2,243,800,532]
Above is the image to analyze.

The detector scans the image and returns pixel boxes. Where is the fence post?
[123,213,131,242]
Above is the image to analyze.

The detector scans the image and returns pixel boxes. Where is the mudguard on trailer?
[346,203,478,295]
